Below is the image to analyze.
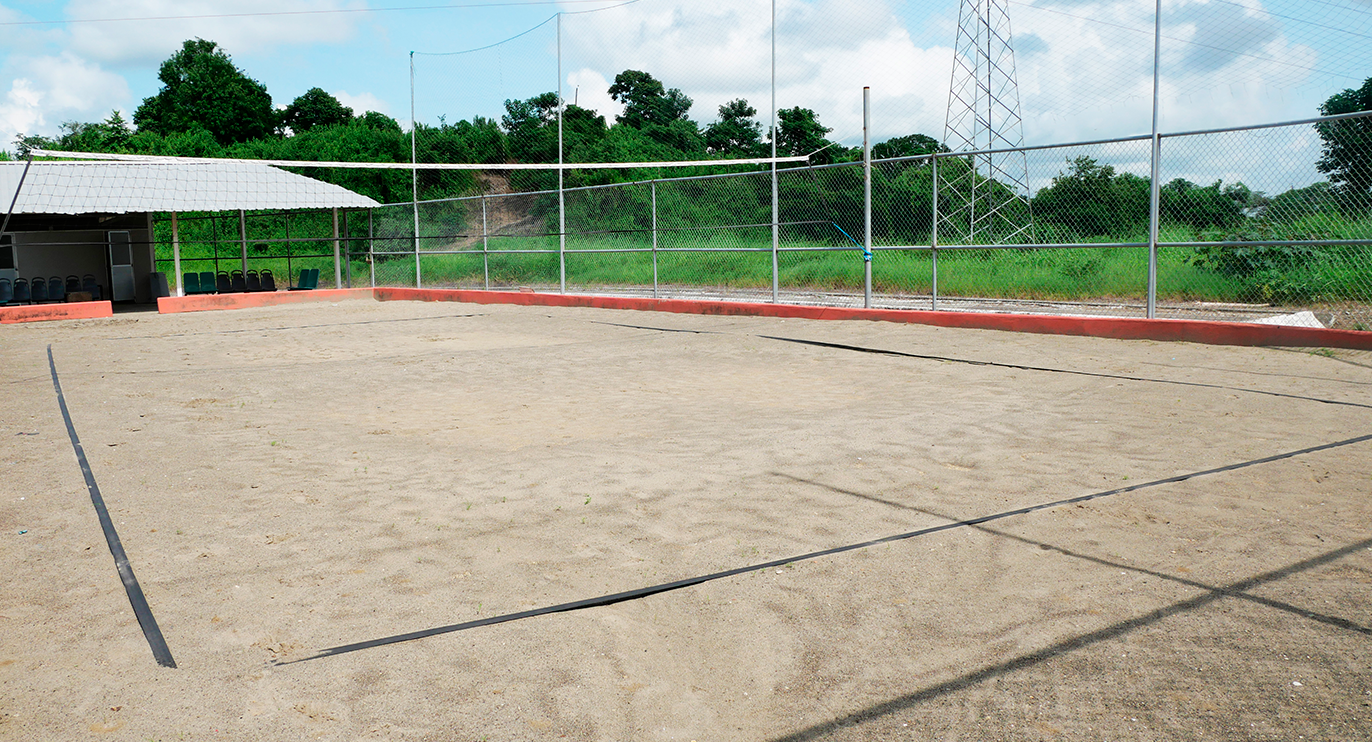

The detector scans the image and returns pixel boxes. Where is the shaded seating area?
[0,274,109,305]
[176,267,305,295]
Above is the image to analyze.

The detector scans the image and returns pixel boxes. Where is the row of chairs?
[1,275,102,305]
[184,269,276,295]
[182,268,320,294]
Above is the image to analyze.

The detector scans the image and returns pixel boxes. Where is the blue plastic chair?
[0,278,11,306]
[82,274,102,300]
[12,278,29,304]
[30,277,48,303]
[47,277,65,302]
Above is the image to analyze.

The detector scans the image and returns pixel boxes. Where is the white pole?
[171,212,182,296]
[411,51,422,288]
[368,208,375,288]
[558,12,567,295]
[1147,0,1162,319]
[332,208,342,289]
[863,86,872,309]
[770,0,779,303]
[651,180,659,298]
[931,155,939,311]
[482,194,490,290]
[238,209,248,275]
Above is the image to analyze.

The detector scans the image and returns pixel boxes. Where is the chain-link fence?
[150,112,1372,330]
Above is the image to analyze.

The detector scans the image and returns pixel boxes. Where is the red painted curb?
[157,288,374,314]
[374,287,1372,350]
[0,301,113,324]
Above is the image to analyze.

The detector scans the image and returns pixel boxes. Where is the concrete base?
[156,288,373,314]
[1,301,113,324]
[374,287,1372,351]
[0,284,1330,350]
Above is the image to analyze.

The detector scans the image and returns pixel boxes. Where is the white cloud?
[0,79,44,143]
[555,0,1333,151]
[0,53,130,147]
[63,0,364,65]
[566,68,619,120]
[333,89,390,116]
[559,0,950,142]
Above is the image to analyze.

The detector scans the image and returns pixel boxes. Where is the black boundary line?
[759,335,1372,410]
[47,345,176,669]
[766,535,1372,742]
[277,432,1372,665]
[587,320,722,335]
[105,312,486,341]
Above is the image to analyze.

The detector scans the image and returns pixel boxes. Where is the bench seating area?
[184,269,305,295]
[1,274,103,305]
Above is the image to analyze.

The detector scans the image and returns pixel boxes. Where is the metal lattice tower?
[941,0,1033,245]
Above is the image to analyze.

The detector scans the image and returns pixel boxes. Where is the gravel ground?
[2,298,1370,741]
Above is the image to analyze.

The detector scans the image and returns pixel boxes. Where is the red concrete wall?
[157,288,374,314]
[373,287,1372,350]
[0,301,113,324]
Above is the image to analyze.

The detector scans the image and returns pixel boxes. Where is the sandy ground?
[1,298,1370,742]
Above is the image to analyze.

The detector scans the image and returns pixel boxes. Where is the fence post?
[863,86,872,309]
[1147,0,1162,318]
[651,180,659,299]
[931,155,940,311]
[557,12,567,295]
[482,194,490,291]
[333,208,342,289]
[238,209,248,275]
[368,208,375,288]
[411,52,422,290]
[171,212,182,296]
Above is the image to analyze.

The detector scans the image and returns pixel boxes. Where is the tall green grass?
[153,214,1372,305]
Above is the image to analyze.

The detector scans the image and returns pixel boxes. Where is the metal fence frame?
[144,108,1372,324]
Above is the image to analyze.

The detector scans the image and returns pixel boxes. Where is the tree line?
[9,38,1370,249]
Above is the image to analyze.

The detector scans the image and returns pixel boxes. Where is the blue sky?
[2,0,1370,190]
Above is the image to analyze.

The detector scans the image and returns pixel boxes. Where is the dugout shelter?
[0,161,378,304]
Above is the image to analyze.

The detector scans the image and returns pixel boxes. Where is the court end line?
[759,335,1372,410]
[277,432,1372,666]
[47,345,176,669]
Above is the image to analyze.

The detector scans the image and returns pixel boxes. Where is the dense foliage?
[1316,76,1372,202]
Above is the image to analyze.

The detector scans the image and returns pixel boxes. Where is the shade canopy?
[0,161,379,215]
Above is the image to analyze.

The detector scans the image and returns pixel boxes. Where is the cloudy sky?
[2,0,1369,189]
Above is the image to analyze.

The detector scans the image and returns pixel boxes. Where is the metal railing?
[150,110,1372,331]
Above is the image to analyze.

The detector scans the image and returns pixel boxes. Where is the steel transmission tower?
[941,0,1033,245]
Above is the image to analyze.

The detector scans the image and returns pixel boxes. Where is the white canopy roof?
[0,160,379,215]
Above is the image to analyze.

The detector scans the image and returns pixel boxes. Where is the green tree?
[16,110,133,154]
[703,99,763,157]
[773,107,841,163]
[608,70,693,128]
[871,134,945,160]
[501,92,560,162]
[1160,178,1246,231]
[1031,156,1149,237]
[1315,76,1372,202]
[283,87,353,134]
[607,70,700,153]
[133,38,277,145]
